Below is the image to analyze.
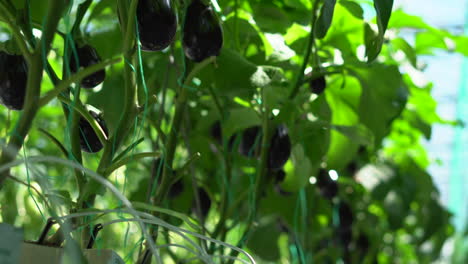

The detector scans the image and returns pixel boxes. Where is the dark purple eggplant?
[338,201,354,228]
[69,44,106,88]
[239,126,262,157]
[268,124,291,170]
[183,0,223,62]
[210,120,222,145]
[309,75,326,95]
[79,109,109,153]
[137,0,177,51]
[0,51,28,110]
[316,168,338,200]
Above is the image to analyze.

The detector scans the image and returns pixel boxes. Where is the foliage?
[0,0,464,263]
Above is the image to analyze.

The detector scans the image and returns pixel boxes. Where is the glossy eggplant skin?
[69,44,106,89]
[183,0,223,62]
[267,124,291,170]
[0,51,28,110]
[309,75,326,95]
[79,110,109,153]
[137,0,177,51]
[316,168,338,200]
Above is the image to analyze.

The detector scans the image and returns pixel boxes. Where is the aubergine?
[79,109,109,153]
[267,124,291,170]
[316,168,338,200]
[239,126,262,157]
[210,120,222,145]
[183,0,223,62]
[309,75,326,95]
[136,0,177,51]
[338,201,353,228]
[69,44,106,89]
[0,51,28,110]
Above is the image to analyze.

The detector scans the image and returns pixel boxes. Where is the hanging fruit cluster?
[136,0,223,61]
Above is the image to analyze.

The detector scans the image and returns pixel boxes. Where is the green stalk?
[153,57,215,204]
[139,57,215,264]
[288,0,321,99]
[0,0,66,190]
[57,95,109,144]
[226,86,272,264]
[71,0,93,35]
[39,57,122,106]
[206,85,233,253]
[77,0,139,208]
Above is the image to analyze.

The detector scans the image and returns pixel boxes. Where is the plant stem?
[226,85,272,264]
[153,57,215,204]
[139,57,215,263]
[77,0,139,208]
[288,0,321,99]
[71,0,93,35]
[0,0,66,190]
[57,95,109,144]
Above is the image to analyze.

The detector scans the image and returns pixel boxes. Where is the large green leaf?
[315,0,337,39]
[198,48,257,99]
[366,0,394,62]
[354,64,408,145]
[246,218,281,261]
[325,74,361,169]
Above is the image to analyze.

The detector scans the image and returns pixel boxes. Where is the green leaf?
[282,144,312,191]
[322,3,365,62]
[387,9,431,30]
[198,48,257,99]
[246,218,281,261]
[364,22,381,62]
[223,108,262,138]
[331,124,374,146]
[374,0,394,37]
[325,74,362,169]
[452,35,468,56]
[223,11,272,62]
[251,2,292,34]
[339,0,364,19]
[391,37,417,67]
[355,64,408,145]
[315,0,337,39]
[415,31,448,54]
[366,0,394,62]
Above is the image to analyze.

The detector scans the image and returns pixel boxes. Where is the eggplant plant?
[0,0,462,263]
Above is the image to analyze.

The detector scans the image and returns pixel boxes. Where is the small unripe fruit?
[309,75,326,95]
